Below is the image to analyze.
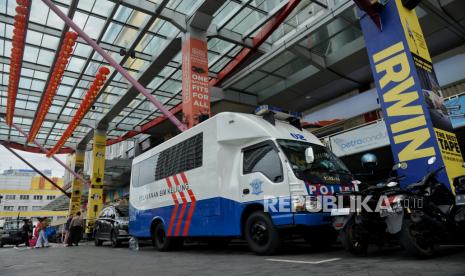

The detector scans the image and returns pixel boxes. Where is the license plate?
[331,208,350,216]
[456,195,465,206]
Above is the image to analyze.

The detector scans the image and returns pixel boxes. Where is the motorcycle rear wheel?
[398,219,436,258]
[340,218,369,255]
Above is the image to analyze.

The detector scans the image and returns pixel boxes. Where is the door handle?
[243,188,250,195]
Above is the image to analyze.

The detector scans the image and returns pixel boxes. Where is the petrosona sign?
[330,121,389,157]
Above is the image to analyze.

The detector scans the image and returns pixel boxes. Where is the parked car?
[0,219,28,247]
[94,205,129,247]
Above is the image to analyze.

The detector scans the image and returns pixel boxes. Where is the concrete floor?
[0,241,464,276]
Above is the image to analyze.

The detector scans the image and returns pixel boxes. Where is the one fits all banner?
[182,36,210,129]
[359,0,465,191]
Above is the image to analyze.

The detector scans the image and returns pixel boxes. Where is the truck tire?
[340,218,368,255]
[398,219,435,258]
[244,211,281,255]
[152,223,182,251]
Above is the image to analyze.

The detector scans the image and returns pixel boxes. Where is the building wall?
[0,170,66,220]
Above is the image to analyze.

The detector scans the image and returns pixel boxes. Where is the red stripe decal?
[180,171,197,236]
[180,171,188,185]
[166,177,178,236]
[173,174,188,236]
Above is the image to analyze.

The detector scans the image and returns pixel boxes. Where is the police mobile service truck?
[129,106,354,255]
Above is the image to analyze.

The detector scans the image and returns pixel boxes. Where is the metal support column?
[85,129,106,236]
[69,150,85,216]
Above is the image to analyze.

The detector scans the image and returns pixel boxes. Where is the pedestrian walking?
[68,212,84,246]
[35,218,50,248]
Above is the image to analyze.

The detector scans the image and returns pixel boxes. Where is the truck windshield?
[277,139,351,181]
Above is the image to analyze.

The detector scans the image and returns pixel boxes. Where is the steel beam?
[211,0,301,87]
[0,56,130,91]
[0,118,90,187]
[257,36,364,102]
[0,142,70,198]
[76,34,183,148]
[0,106,95,128]
[188,0,226,31]
[221,0,354,89]
[105,0,187,32]
[0,140,74,154]
[42,0,187,135]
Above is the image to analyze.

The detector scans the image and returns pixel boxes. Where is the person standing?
[64,215,73,246]
[68,212,83,246]
[21,219,32,247]
[35,218,50,248]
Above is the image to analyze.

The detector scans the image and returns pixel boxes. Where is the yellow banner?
[434,128,465,194]
[395,0,432,64]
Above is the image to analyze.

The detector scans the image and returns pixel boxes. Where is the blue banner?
[358,0,464,189]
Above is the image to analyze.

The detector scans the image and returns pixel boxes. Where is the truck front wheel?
[244,211,281,255]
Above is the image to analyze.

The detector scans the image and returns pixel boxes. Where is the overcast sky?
[0,146,67,177]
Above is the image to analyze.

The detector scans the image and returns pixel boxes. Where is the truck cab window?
[243,143,283,183]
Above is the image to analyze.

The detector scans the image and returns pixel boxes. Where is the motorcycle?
[331,162,406,255]
[385,157,465,257]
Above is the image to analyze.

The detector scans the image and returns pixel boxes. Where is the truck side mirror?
[305,147,314,164]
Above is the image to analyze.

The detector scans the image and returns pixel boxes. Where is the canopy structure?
[0,0,463,154]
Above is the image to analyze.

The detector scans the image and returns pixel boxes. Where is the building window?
[5,195,16,200]
[18,206,28,211]
[32,206,42,211]
[33,195,43,200]
[3,206,14,211]
[46,195,56,200]
[19,195,30,200]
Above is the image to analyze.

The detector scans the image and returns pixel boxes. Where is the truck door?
[240,141,290,220]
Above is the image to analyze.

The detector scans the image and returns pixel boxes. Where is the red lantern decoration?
[27,31,78,141]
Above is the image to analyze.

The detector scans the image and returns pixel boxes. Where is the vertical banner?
[359,0,465,191]
[68,150,84,217]
[85,130,106,234]
[182,36,210,129]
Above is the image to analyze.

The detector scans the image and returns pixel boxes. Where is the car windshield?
[115,207,129,217]
[5,220,24,230]
[277,139,351,181]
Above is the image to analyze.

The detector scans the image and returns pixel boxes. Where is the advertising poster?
[359,0,465,190]
[181,37,210,128]
[445,94,465,128]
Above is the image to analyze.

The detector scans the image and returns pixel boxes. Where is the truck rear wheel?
[152,223,182,251]
[244,211,281,255]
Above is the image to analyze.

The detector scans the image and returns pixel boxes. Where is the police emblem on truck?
[250,179,264,195]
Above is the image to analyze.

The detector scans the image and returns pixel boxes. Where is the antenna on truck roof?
[254,105,303,130]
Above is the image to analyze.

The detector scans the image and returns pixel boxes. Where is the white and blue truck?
[129,107,354,254]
